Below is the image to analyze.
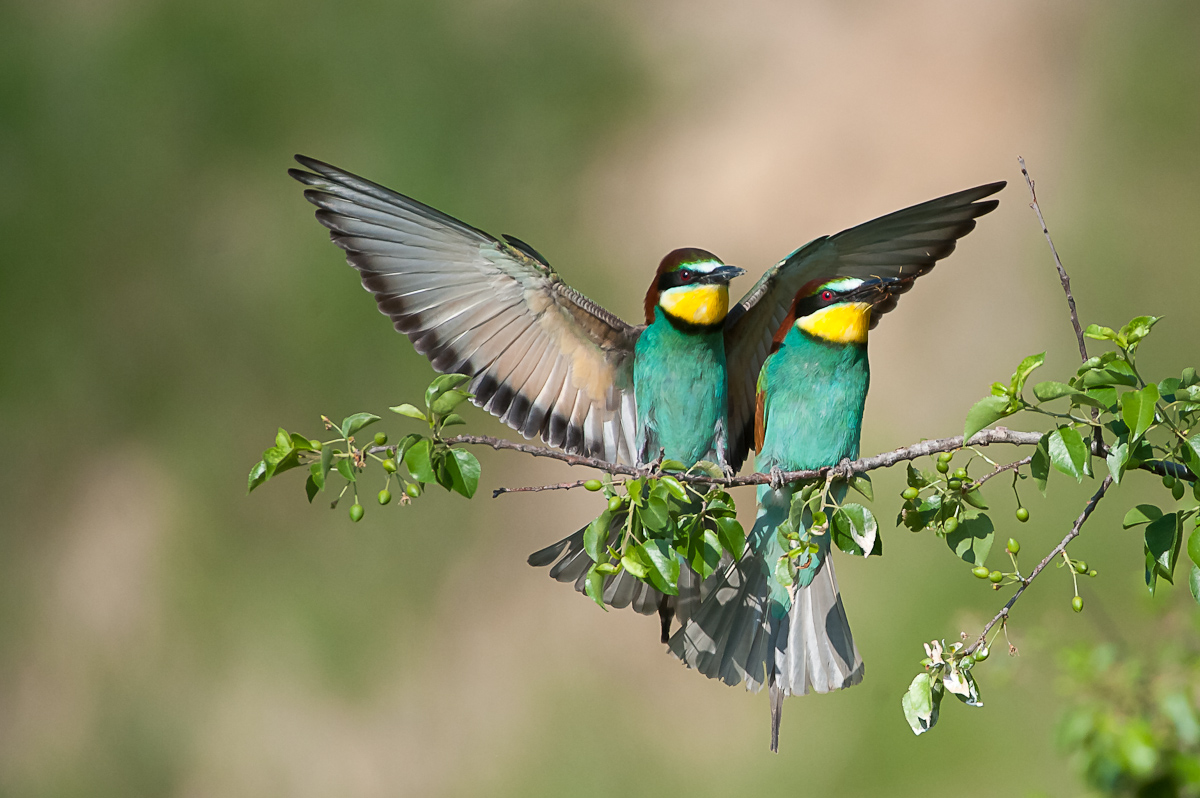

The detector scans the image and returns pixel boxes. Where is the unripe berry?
[944,517,959,533]
[374,432,388,446]
[954,468,968,480]
[378,489,392,505]
[1163,474,1177,489]
[349,503,364,522]
[382,459,397,473]
[902,487,919,501]
[937,461,950,474]
[1173,480,1185,501]
[938,452,954,464]
[311,440,323,451]
[973,646,990,662]
[972,566,990,579]
[989,570,1003,583]
[1074,560,1088,574]
[948,479,962,491]
[607,496,623,513]
[583,479,603,492]
[405,483,421,499]
[1016,507,1030,523]
[1072,595,1084,612]
[1007,538,1020,554]
[1088,569,1098,577]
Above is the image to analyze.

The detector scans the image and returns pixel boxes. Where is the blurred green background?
[2,1,1199,795]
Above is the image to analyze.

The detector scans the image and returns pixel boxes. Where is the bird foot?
[769,466,786,491]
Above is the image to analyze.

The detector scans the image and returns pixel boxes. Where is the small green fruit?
[1163,474,1177,489]
[989,570,1003,583]
[378,489,392,505]
[954,468,968,480]
[948,479,962,491]
[405,483,421,499]
[1007,538,1020,554]
[583,479,603,492]
[1172,480,1185,501]
[1088,569,1098,577]
[944,517,959,533]
[972,566,990,579]
[938,452,954,464]
[607,496,623,513]
[311,440,323,451]
[937,461,950,474]
[902,487,919,501]
[374,432,388,446]
[382,459,397,473]
[973,646,990,662]
[1072,595,1084,612]
[1074,560,1088,574]
[1016,507,1030,523]
[349,503,364,522]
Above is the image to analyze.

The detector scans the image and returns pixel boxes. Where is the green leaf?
[336,456,356,483]
[715,516,745,560]
[639,490,671,533]
[439,413,467,428]
[1190,564,1200,607]
[946,512,995,567]
[584,565,607,610]
[1121,384,1160,442]
[404,439,436,483]
[1124,504,1165,529]
[443,448,481,498]
[247,460,268,493]
[633,540,679,596]
[1086,386,1118,409]
[1106,442,1129,485]
[839,503,878,557]
[831,509,865,556]
[425,373,472,407]
[289,433,317,451]
[964,395,1014,443]
[774,553,796,588]
[902,672,941,736]
[1119,315,1160,349]
[849,473,873,502]
[1011,352,1046,396]
[1028,436,1049,496]
[1080,359,1138,388]
[620,547,650,579]
[1188,524,1200,570]
[341,412,381,438]
[683,527,723,581]
[389,403,428,422]
[276,428,290,449]
[320,445,334,481]
[1146,513,1181,583]
[1084,323,1118,342]
[1048,427,1087,482]
[305,464,322,503]
[430,389,471,416]
[962,486,989,510]
[1033,381,1105,408]
[584,510,613,563]
[659,459,688,473]
[906,463,930,489]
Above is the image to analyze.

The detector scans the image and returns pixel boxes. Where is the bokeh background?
[3,1,1200,795]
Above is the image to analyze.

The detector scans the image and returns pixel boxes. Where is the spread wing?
[724,181,1006,471]
[290,156,641,464]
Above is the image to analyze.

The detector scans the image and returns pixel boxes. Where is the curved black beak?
[701,264,747,284]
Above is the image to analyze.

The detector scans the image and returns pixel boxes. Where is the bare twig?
[1020,156,1088,363]
[491,478,599,498]
[965,475,1113,656]
[973,455,1034,489]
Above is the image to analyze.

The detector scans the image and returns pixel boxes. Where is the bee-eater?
[668,277,916,750]
[289,155,1002,636]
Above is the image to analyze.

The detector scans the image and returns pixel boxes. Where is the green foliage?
[1058,643,1200,797]
[246,374,483,519]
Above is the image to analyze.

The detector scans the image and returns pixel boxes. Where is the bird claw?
[769,466,786,491]
[831,458,855,482]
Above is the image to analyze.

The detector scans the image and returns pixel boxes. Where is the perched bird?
[289,155,1002,636]
[668,277,919,751]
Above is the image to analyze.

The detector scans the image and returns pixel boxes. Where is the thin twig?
[973,455,1034,489]
[1020,156,1088,363]
[965,475,1113,656]
[492,478,598,498]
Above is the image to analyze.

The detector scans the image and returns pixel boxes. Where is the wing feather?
[292,156,640,462]
[724,181,1005,471]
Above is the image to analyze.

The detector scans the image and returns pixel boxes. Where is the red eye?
[820,290,835,302]
[679,270,695,282]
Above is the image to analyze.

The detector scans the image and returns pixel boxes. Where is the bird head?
[644,248,746,326]
[782,276,911,346]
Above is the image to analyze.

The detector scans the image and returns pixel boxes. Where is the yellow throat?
[658,284,730,326]
[797,302,872,344]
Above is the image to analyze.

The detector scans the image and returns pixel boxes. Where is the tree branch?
[965,475,1113,656]
[1020,156,1089,363]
